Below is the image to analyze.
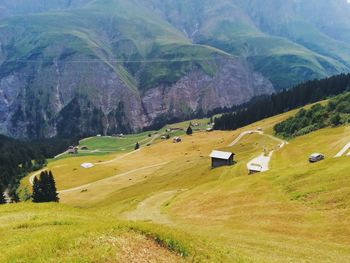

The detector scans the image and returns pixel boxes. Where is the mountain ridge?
[0,0,349,138]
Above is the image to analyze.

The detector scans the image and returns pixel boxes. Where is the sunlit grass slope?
[0,203,189,263]
[16,103,350,262]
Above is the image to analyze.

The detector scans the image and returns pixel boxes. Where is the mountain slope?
[144,0,350,89]
[0,0,349,138]
[0,0,273,138]
[16,98,350,262]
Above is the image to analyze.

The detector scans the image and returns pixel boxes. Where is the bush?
[274,92,350,138]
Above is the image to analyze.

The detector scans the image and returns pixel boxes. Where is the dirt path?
[123,190,181,224]
[94,149,141,165]
[54,151,68,159]
[29,170,45,185]
[29,150,141,186]
[58,162,168,194]
[228,130,263,147]
[335,142,350,157]
[245,132,288,173]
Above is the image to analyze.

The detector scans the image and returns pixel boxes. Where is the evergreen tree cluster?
[0,135,77,200]
[32,171,59,203]
[214,73,350,131]
[274,92,350,138]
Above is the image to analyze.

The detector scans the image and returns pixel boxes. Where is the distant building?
[210,150,235,168]
[173,137,182,143]
[247,163,263,174]
[81,162,94,169]
[68,146,79,154]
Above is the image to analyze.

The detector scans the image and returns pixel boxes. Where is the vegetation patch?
[275,92,350,138]
[120,222,229,262]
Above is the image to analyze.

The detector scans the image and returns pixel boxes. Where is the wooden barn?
[210,150,235,168]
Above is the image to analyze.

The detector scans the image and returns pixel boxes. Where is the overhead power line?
[7,57,235,64]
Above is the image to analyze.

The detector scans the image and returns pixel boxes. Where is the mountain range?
[1,0,350,138]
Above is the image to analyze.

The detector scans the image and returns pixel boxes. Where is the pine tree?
[39,171,50,202]
[186,125,193,135]
[32,171,59,203]
[48,171,59,202]
[32,176,42,203]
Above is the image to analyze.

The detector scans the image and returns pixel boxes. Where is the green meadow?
[2,103,349,262]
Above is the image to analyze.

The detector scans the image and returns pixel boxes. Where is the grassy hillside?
[1,0,350,92]
[0,1,227,93]
[9,101,350,262]
[141,0,350,89]
[0,203,210,262]
[2,0,350,139]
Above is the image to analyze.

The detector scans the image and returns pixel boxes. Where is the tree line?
[0,135,77,202]
[274,92,350,138]
[214,73,350,130]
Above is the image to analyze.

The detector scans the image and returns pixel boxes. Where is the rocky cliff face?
[142,58,273,120]
[1,0,349,138]
[0,54,273,138]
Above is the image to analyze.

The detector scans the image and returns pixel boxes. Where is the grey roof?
[210,150,234,160]
[247,163,263,172]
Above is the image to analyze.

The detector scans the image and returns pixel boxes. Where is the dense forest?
[274,92,350,138]
[214,73,350,131]
[0,136,77,201]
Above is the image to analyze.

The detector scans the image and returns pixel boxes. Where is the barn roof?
[210,150,234,160]
[247,163,263,172]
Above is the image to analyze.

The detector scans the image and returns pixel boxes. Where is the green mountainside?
[0,0,349,138]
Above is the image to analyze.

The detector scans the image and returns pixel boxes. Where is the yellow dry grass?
[15,105,350,262]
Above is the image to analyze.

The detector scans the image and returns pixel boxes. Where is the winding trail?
[54,151,68,159]
[228,130,263,147]
[29,170,45,185]
[123,190,182,224]
[58,162,168,194]
[246,133,287,173]
[29,150,141,186]
[94,149,141,165]
[228,129,287,173]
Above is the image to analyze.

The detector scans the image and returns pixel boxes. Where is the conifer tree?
[48,171,59,202]
[186,125,193,135]
[32,176,42,203]
[32,171,59,203]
